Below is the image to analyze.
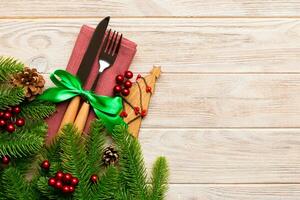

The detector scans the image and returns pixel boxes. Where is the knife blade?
[77,16,110,86]
[56,17,110,136]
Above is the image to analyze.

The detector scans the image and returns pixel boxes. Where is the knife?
[57,17,110,133]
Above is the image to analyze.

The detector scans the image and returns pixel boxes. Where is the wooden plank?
[2,19,300,73]
[2,0,300,17]
[44,73,300,128]
[140,128,300,183]
[167,184,300,200]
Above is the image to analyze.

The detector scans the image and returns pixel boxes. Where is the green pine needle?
[20,100,56,120]
[91,166,119,200]
[1,167,37,200]
[59,124,92,199]
[0,120,47,158]
[86,119,106,174]
[149,157,169,200]
[0,56,24,82]
[112,125,150,199]
[0,84,24,110]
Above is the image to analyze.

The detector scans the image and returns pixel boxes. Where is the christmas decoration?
[122,66,161,137]
[113,70,134,97]
[0,56,55,169]
[102,145,119,166]
[40,160,50,170]
[90,174,98,183]
[38,70,124,133]
[11,67,45,101]
[2,155,10,165]
[0,119,168,199]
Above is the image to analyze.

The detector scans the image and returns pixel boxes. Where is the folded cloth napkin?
[46,25,137,142]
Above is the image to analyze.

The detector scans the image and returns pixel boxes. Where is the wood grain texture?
[2,0,300,17]
[2,19,300,73]
[44,73,300,128]
[167,184,300,200]
[140,128,300,183]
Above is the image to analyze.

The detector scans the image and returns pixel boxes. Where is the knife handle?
[58,96,81,132]
[74,101,90,133]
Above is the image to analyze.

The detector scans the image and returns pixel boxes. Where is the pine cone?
[11,67,45,101]
[102,145,119,166]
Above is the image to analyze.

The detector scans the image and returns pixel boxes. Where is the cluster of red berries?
[113,70,133,96]
[47,170,79,194]
[0,106,25,133]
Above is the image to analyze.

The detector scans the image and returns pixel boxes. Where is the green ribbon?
[38,70,125,132]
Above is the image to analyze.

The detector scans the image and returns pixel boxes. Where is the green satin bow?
[38,70,125,132]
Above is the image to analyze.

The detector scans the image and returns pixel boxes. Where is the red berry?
[121,88,130,96]
[48,178,56,187]
[71,177,79,186]
[90,174,98,183]
[115,75,124,84]
[63,173,72,183]
[141,109,147,118]
[114,85,122,93]
[134,107,140,115]
[146,86,152,93]
[12,106,21,114]
[6,123,15,133]
[124,71,133,79]
[136,74,142,80]
[15,118,25,127]
[69,185,75,193]
[0,111,4,118]
[55,180,63,189]
[2,156,10,165]
[124,80,132,88]
[3,112,12,119]
[62,185,70,193]
[0,119,6,127]
[41,160,50,170]
[119,111,128,118]
[55,171,64,180]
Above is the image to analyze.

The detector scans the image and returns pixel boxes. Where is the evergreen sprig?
[20,100,56,120]
[0,120,47,158]
[112,125,149,199]
[0,84,24,110]
[1,167,37,200]
[150,157,169,200]
[0,56,23,82]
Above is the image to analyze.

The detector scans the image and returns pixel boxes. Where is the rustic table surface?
[3,1,300,199]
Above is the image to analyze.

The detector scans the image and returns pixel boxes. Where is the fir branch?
[1,167,37,200]
[0,84,24,110]
[59,124,92,199]
[0,121,47,158]
[36,176,65,200]
[91,166,119,200]
[86,119,106,174]
[112,125,149,200]
[0,56,24,82]
[149,157,169,200]
[20,100,56,120]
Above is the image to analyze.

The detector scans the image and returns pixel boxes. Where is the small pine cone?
[102,145,119,166]
[11,67,45,101]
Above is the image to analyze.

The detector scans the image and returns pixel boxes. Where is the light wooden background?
[3,1,300,199]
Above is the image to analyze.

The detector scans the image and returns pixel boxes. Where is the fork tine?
[111,32,119,55]
[101,29,111,53]
[114,34,122,56]
[107,30,116,54]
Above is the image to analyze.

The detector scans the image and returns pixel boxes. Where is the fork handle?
[74,101,90,133]
[58,96,81,132]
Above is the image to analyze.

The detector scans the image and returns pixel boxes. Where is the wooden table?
[2,1,300,199]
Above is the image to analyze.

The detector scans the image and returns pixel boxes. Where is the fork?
[73,29,123,132]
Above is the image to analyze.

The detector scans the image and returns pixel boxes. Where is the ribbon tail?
[93,108,126,133]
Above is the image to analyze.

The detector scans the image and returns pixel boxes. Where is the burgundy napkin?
[46,25,137,142]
